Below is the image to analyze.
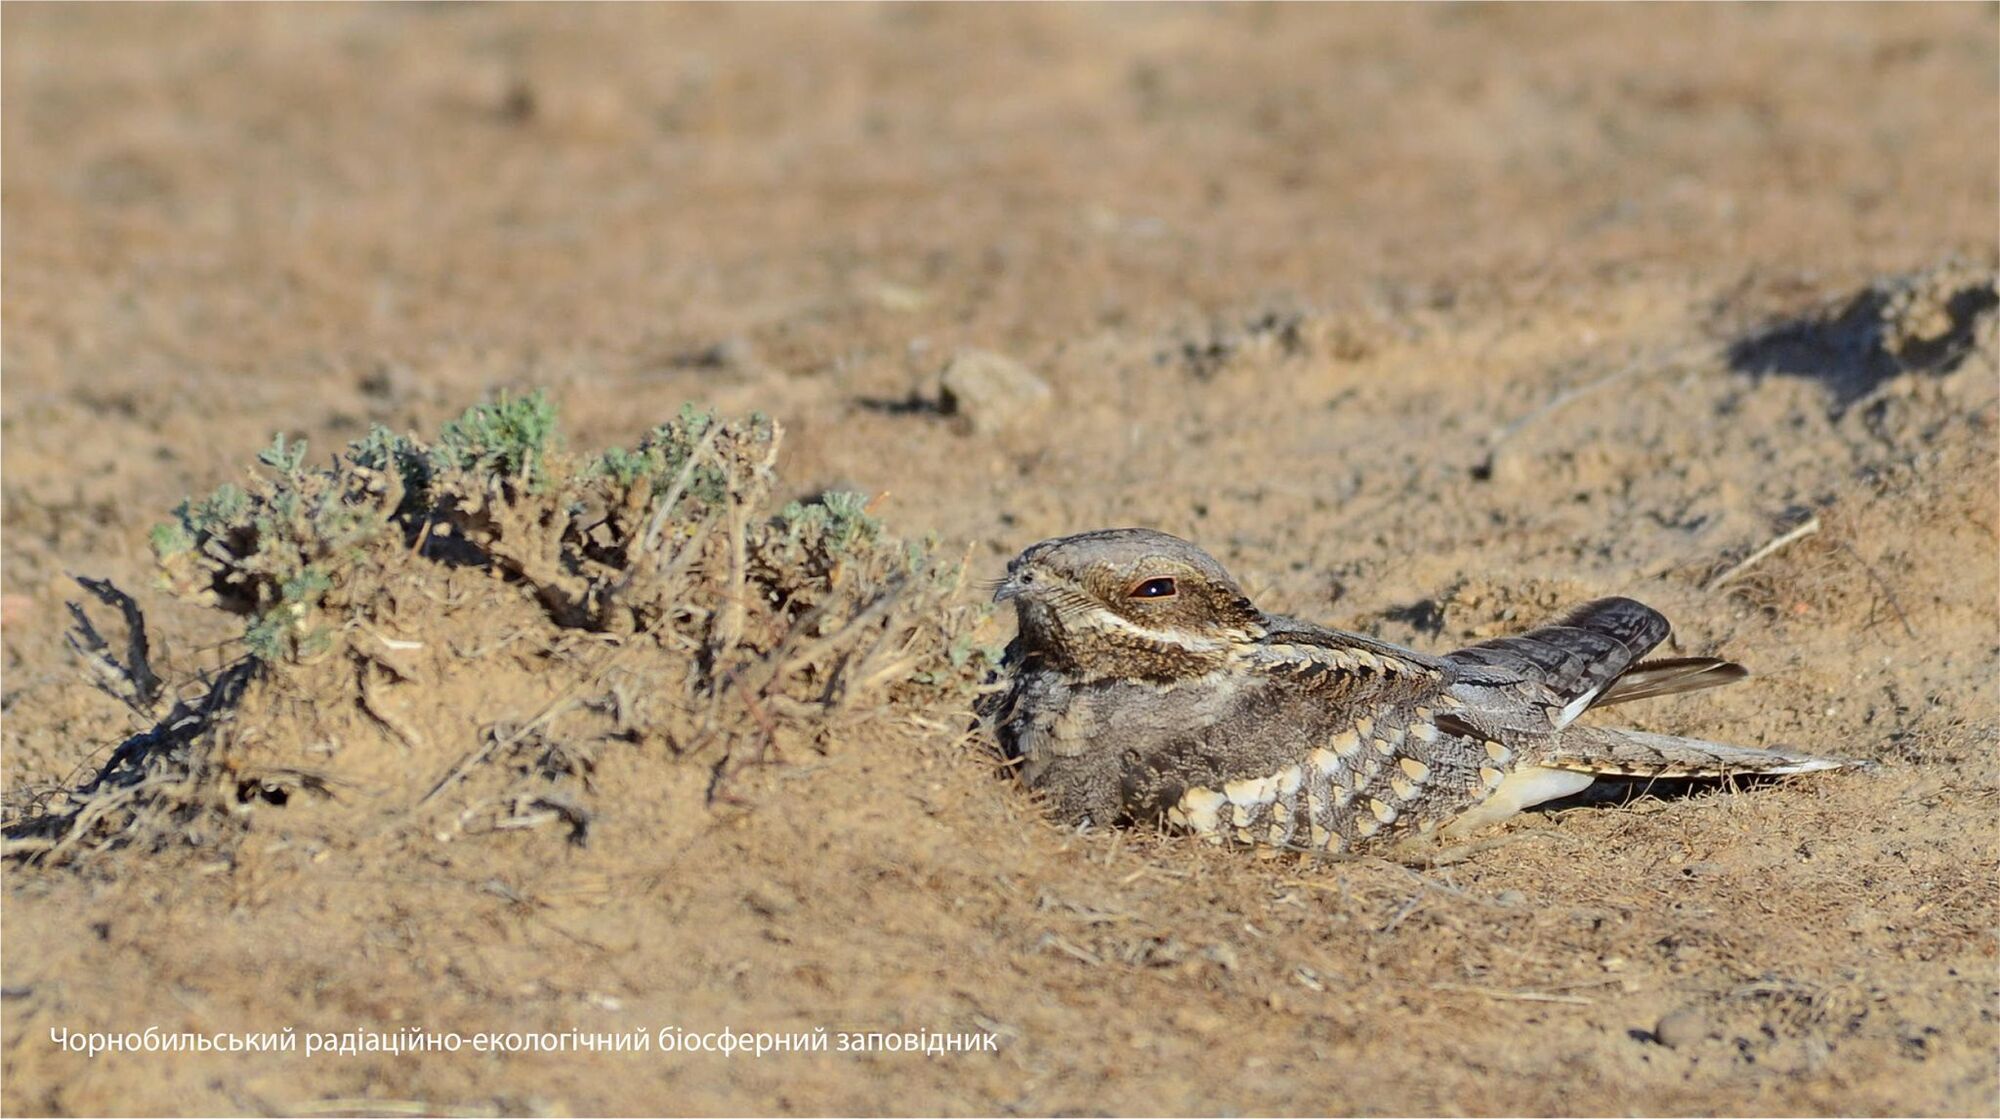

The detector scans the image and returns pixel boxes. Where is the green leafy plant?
[432,389,559,488]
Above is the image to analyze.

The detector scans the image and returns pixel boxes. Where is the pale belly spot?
[1441,765,1595,839]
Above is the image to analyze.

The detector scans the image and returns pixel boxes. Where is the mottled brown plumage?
[990,528,1867,852]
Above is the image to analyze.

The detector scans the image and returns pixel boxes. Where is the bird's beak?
[991,571,1028,604]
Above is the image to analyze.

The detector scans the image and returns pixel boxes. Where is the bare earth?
[3,5,1997,1115]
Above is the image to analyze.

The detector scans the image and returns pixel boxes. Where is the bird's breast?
[1005,668,1253,822]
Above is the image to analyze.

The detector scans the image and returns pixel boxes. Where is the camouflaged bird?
[989,528,1866,852]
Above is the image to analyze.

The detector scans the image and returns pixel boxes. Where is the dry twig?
[1707,516,1822,590]
[1430,982,1594,1006]
[63,576,163,717]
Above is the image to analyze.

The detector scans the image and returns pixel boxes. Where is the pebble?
[743,882,799,918]
[1653,1006,1714,1049]
[1171,1007,1228,1035]
[938,349,1052,434]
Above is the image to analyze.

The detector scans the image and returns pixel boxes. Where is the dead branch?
[63,576,164,717]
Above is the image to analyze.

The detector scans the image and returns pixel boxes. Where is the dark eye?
[1128,577,1178,599]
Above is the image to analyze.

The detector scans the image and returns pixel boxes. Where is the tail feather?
[1593,657,1749,707]
[1546,725,1870,779]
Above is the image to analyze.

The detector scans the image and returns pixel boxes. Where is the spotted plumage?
[989,528,1868,852]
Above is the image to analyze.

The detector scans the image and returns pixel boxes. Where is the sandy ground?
[3,4,1997,1115]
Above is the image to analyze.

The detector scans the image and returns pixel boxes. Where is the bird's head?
[993,528,1266,681]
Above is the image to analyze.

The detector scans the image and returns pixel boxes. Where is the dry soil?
[3,5,1997,1116]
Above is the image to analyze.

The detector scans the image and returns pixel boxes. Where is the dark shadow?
[1536,771,1815,816]
[1378,598,1447,640]
[853,393,946,416]
[1727,275,1996,412]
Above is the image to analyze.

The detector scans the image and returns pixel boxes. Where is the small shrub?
[13,392,995,866]
[152,432,406,661]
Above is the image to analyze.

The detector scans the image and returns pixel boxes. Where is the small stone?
[1170,1007,1227,1035]
[937,349,1053,435]
[692,336,758,370]
[1653,1006,1713,1049]
[0,594,32,627]
[743,882,799,918]
[870,281,931,312]
[1494,889,1527,908]
[357,361,417,402]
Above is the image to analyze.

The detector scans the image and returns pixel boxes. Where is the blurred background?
[6,2,1993,593]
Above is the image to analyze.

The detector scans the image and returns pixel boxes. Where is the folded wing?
[1445,596,1672,731]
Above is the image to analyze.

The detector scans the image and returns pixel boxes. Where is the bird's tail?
[1544,725,1872,779]
[1591,656,1748,707]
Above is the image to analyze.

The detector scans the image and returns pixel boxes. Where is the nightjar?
[988,528,1865,852]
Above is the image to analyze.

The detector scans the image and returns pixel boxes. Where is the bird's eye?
[1127,576,1178,599]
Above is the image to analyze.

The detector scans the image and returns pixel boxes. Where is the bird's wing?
[1193,621,1482,850]
[1255,613,1452,674]
[1443,596,1671,733]
[1438,598,1862,781]
[1245,617,1459,718]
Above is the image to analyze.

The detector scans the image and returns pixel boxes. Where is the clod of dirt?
[1654,1005,1718,1050]
[743,881,801,918]
[1728,261,1999,410]
[5,395,997,868]
[937,349,1053,434]
[1167,305,1333,380]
